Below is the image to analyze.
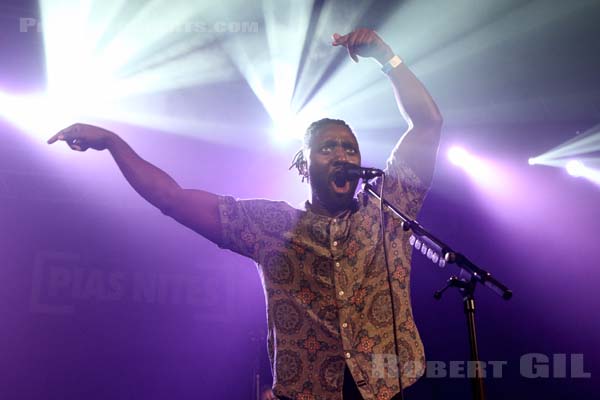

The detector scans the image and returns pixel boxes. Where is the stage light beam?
[564,160,600,185]
[566,160,584,177]
[448,146,469,166]
[0,90,81,139]
[446,145,513,194]
[36,0,244,143]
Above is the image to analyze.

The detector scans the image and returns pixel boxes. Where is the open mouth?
[331,179,351,193]
[330,169,352,193]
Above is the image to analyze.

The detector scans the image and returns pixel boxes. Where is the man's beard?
[311,175,358,212]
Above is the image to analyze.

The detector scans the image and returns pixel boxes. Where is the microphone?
[333,162,384,186]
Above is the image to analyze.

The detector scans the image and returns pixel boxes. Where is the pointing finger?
[48,124,82,146]
[57,124,80,141]
[47,132,62,144]
[332,32,348,46]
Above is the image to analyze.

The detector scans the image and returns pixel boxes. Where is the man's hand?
[47,123,115,152]
[332,28,394,64]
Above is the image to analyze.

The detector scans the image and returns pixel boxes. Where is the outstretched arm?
[332,28,443,186]
[48,124,222,243]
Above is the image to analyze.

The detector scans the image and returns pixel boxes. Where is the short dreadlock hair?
[289,118,356,182]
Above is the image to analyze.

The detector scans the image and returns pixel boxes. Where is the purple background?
[1,1,599,399]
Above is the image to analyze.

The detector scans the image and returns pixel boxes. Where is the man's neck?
[309,195,354,218]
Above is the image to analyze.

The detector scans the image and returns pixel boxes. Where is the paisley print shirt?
[217,154,428,400]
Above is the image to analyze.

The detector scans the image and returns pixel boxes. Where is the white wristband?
[381,55,403,74]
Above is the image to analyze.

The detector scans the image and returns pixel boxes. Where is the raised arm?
[333,28,443,186]
[47,124,222,243]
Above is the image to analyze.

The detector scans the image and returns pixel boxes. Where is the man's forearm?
[383,60,443,128]
[106,134,181,213]
[378,52,443,187]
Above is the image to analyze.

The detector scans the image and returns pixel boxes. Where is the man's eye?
[320,146,332,153]
[346,148,356,154]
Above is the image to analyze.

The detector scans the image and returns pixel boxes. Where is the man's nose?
[332,146,348,161]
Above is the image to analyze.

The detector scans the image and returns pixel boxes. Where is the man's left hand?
[332,28,394,64]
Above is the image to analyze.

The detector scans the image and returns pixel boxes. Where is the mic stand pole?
[362,182,512,400]
[249,330,262,400]
[434,276,485,400]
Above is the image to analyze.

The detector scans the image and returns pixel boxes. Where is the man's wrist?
[381,55,403,74]
[104,131,119,150]
[375,46,395,65]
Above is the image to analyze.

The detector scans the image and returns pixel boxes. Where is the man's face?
[306,124,361,212]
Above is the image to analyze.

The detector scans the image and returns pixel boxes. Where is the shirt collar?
[304,198,360,218]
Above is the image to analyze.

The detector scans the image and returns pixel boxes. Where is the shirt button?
[342,322,348,328]
[339,290,344,297]
[345,352,351,359]
[335,262,341,268]
[333,241,338,247]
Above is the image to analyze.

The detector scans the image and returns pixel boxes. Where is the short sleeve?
[217,196,298,262]
[373,151,430,220]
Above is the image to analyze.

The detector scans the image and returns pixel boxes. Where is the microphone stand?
[249,330,263,400]
[362,182,512,400]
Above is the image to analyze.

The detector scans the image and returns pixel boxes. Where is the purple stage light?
[448,146,468,166]
[447,145,495,184]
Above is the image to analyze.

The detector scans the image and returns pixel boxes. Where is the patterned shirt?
[216,152,428,400]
